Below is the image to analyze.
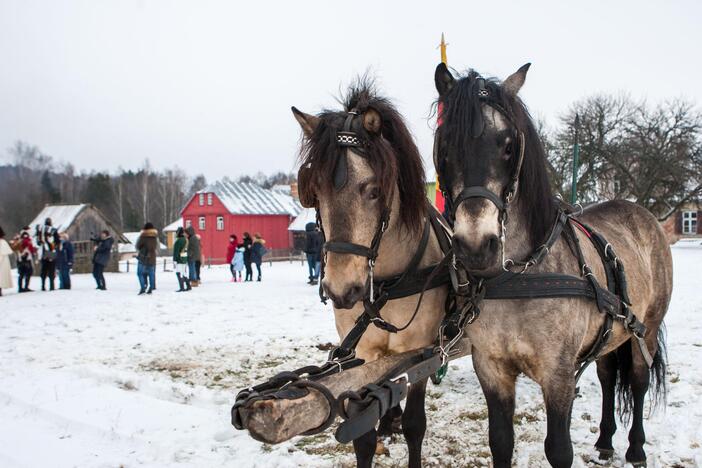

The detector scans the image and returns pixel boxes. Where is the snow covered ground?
[0,244,700,467]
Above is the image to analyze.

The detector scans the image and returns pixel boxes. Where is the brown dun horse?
[292,80,451,468]
[433,63,671,467]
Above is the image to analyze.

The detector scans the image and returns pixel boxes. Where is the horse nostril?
[486,235,499,254]
[344,284,365,304]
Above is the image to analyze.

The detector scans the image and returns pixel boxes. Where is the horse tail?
[615,325,667,422]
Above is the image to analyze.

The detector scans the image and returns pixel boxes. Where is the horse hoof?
[595,447,614,460]
[628,461,646,468]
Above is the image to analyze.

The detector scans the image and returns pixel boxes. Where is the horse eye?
[368,187,380,200]
[505,141,513,156]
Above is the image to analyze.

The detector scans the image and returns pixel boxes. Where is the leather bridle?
[316,109,393,304]
[438,77,526,272]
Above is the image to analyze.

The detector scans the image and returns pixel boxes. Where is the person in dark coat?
[55,232,74,290]
[251,233,267,282]
[303,222,322,285]
[36,218,59,291]
[241,232,253,281]
[185,226,201,286]
[136,222,159,294]
[91,230,113,290]
[172,227,191,292]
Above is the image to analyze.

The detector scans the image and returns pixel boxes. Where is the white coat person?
[0,226,14,295]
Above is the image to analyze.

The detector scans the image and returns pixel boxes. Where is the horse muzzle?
[453,234,499,272]
[323,280,367,309]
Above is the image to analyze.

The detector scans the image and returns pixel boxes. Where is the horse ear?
[435,63,455,97]
[291,106,320,138]
[503,63,531,96]
[362,108,382,134]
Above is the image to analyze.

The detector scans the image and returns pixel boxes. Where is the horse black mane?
[298,79,426,232]
[437,69,557,248]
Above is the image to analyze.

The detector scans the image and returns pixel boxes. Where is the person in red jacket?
[225,234,238,282]
[12,227,37,293]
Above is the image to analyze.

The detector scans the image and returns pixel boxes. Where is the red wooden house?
[180,181,301,263]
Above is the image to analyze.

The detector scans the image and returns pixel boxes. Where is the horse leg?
[625,339,654,466]
[542,368,576,468]
[352,429,378,468]
[594,352,618,459]
[473,354,517,468]
[402,379,428,468]
[377,405,402,437]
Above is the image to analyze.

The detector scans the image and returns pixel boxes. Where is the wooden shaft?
[237,340,471,444]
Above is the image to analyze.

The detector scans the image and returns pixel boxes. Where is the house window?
[199,216,206,230]
[216,216,224,231]
[199,193,205,206]
[682,211,697,234]
[185,219,192,228]
[207,193,213,206]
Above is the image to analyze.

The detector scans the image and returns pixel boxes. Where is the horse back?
[579,199,673,325]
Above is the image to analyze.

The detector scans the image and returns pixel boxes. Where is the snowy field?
[1,244,701,468]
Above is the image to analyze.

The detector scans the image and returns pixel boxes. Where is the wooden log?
[237,340,471,444]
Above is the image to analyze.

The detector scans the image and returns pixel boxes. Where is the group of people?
[171,225,203,292]
[0,219,271,297]
[0,219,78,296]
[225,232,267,282]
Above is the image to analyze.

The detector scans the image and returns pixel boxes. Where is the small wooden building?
[162,219,183,251]
[28,204,128,273]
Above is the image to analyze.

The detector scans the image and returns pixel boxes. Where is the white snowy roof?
[288,208,317,231]
[28,204,87,232]
[119,232,167,253]
[163,219,183,233]
[271,184,292,195]
[201,181,301,216]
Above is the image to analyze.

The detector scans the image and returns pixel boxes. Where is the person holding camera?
[91,230,113,290]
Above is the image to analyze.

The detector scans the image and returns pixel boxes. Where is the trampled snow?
[0,245,700,467]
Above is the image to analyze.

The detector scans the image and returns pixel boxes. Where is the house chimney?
[290,182,299,200]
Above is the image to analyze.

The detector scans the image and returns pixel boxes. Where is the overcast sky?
[1,0,700,180]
